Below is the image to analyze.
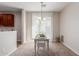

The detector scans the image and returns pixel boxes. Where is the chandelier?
[40,2,46,21]
[38,2,46,34]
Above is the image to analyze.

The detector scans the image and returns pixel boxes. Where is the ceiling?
[0,5,21,12]
[0,2,70,12]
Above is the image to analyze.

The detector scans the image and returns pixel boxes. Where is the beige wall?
[21,10,27,43]
[15,12,22,42]
[60,3,79,55]
[53,12,60,41]
[26,12,32,40]
[26,12,60,41]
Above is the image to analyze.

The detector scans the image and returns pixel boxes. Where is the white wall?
[26,12,32,40]
[0,12,22,41]
[60,3,79,55]
[0,31,17,56]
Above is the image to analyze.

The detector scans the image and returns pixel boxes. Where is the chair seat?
[37,42,45,47]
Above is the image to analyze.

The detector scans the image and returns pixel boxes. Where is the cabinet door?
[2,15,8,26]
[0,14,14,27]
[0,15,3,26]
[7,14,14,27]
[2,14,14,27]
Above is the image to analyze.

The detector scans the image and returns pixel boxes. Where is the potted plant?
[35,33,46,39]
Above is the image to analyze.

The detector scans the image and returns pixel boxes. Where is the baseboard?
[6,48,17,56]
[62,42,79,56]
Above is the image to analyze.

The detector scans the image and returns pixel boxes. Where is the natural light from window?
[32,13,52,40]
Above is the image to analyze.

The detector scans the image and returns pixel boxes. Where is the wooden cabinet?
[0,15,3,26]
[0,14,14,27]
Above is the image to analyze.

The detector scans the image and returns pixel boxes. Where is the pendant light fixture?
[41,2,43,21]
[38,2,46,34]
[40,2,46,20]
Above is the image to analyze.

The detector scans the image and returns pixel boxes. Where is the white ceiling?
[0,2,70,12]
[0,5,21,12]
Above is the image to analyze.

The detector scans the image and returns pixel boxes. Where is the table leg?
[47,41,49,55]
[34,41,36,56]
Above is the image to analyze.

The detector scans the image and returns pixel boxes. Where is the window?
[32,13,53,40]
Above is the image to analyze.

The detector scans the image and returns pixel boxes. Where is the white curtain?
[32,13,53,40]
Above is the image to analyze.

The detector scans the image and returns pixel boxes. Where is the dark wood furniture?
[0,14,14,27]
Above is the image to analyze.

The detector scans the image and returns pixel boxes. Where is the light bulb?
[43,18,46,21]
